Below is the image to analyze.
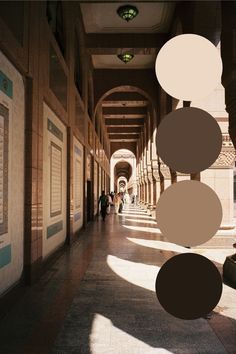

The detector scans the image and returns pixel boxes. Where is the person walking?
[113,193,120,214]
[118,192,124,213]
[99,191,108,221]
[106,193,112,214]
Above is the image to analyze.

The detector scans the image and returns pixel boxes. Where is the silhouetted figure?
[99,191,108,221]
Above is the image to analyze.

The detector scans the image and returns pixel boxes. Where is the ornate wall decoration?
[0,103,8,236]
[74,144,82,211]
[0,71,13,98]
[75,159,81,209]
[212,134,235,168]
[87,154,92,180]
[48,118,63,141]
[212,150,235,168]
[50,142,62,217]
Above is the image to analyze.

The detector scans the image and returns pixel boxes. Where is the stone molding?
[212,134,235,168]
[147,172,154,183]
[153,169,160,182]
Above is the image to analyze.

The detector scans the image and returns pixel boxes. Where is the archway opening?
[110,149,137,196]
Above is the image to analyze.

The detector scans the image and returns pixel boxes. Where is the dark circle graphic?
[156,107,222,174]
[156,180,222,247]
[155,253,222,320]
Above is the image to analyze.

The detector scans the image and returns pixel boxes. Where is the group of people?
[98,191,128,221]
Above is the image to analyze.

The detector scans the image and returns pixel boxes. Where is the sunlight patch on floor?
[119,213,154,219]
[127,237,188,253]
[106,255,159,291]
[193,248,235,265]
[90,314,174,354]
[126,237,234,265]
[123,224,161,234]
[125,218,157,225]
[122,211,149,215]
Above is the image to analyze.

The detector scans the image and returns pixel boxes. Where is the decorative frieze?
[177,172,189,177]
[160,167,171,179]
[158,158,171,179]
[212,134,235,168]
[212,150,235,168]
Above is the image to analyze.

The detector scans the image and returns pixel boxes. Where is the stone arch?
[114,160,133,182]
[94,85,156,118]
[110,149,137,193]
[110,143,136,157]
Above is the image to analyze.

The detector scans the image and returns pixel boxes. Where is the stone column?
[160,159,171,190]
[152,164,160,204]
[201,134,235,229]
[152,163,160,219]
[221,1,236,149]
[153,166,162,222]
[170,168,177,184]
[144,168,149,209]
[147,167,154,208]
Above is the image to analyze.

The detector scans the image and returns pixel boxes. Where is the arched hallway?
[1,1,236,353]
[0,207,235,354]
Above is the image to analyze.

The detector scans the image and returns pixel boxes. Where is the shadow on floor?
[0,208,235,354]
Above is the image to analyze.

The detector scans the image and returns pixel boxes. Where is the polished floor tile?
[0,205,235,354]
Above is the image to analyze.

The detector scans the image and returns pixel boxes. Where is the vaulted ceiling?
[80,1,221,157]
[80,1,176,156]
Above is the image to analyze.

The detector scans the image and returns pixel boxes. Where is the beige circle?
[155,34,222,101]
[156,181,222,247]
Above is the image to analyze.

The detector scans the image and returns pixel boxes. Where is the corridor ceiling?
[80,1,177,157]
[80,1,221,157]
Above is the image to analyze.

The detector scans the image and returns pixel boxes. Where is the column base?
[223,254,236,289]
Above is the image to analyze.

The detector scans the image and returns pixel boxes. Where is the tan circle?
[156,107,222,174]
[155,34,222,101]
[156,181,222,247]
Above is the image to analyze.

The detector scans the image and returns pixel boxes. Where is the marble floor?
[0,205,236,354]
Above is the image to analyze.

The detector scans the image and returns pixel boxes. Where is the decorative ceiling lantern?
[117,53,134,63]
[117,5,139,22]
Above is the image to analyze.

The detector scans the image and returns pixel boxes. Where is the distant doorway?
[87,180,92,222]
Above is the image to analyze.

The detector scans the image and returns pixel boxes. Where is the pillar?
[221,1,236,149]
[160,159,171,190]
[201,134,235,229]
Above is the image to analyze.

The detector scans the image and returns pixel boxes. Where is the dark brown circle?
[156,107,222,174]
[155,253,222,320]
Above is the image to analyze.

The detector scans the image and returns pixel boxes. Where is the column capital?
[212,133,235,169]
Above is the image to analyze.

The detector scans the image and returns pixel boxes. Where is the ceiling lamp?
[117,53,134,63]
[117,5,139,22]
